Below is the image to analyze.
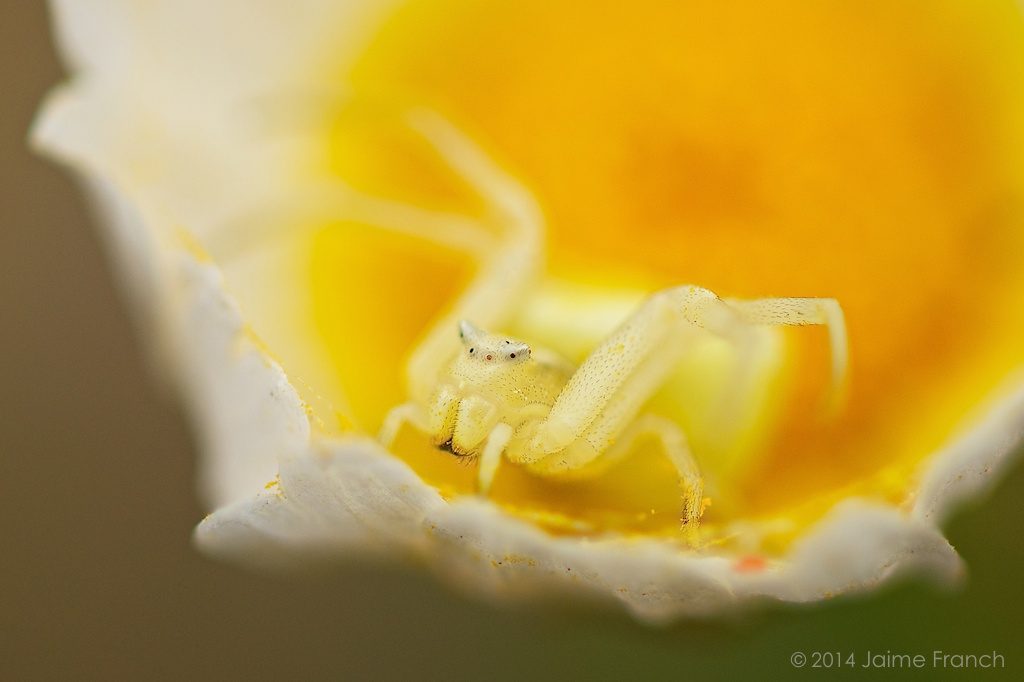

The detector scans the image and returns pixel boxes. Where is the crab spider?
[372,109,847,527]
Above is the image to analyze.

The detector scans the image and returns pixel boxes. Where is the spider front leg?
[509,286,746,464]
[505,285,847,523]
[514,286,848,461]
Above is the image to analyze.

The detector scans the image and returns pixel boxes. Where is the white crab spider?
[374,109,848,527]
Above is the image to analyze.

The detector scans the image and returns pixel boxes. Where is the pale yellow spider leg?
[476,423,514,496]
[379,402,427,450]
[611,415,704,526]
[527,414,704,526]
[206,178,496,262]
[217,110,544,410]
[401,110,545,405]
[516,287,847,468]
[724,297,848,410]
[381,385,465,449]
[521,337,690,472]
[518,286,742,461]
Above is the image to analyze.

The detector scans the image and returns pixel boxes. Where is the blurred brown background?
[2,4,1024,681]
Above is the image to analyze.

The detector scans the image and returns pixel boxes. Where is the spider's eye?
[509,353,516,359]
[469,348,475,354]
[486,354,493,361]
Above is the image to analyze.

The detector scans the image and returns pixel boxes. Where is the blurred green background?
[1,4,1022,680]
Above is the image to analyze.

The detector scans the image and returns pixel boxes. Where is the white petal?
[913,373,1024,525]
[196,437,445,569]
[169,250,313,507]
[196,436,965,623]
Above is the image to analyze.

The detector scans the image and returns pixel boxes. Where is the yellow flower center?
[290,0,1024,547]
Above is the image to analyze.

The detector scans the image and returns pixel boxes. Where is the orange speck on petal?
[733,555,768,573]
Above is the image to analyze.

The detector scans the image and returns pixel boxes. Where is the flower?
[34,0,1024,623]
